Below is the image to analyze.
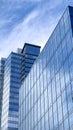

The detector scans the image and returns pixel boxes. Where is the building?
[1,52,22,130]
[19,6,73,130]
[21,43,41,81]
[0,58,6,129]
[1,44,40,130]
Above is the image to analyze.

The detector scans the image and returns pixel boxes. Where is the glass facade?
[1,53,22,130]
[21,43,40,81]
[1,44,40,130]
[0,58,6,129]
[19,6,73,130]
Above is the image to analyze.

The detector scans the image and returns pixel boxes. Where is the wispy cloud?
[0,0,73,59]
[0,0,39,36]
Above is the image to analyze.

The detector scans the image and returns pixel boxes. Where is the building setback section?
[21,43,41,81]
[19,6,73,130]
[1,44,40,130]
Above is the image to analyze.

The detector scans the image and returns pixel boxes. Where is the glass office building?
[19,6,73,130]
[1,44,40,130]
[0,58,6,129]
[1,52,22,130]
[21,43,41,81]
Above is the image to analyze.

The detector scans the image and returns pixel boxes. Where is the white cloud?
[0,0,73,59]
[0,1,62,59]
[24,10,39,24]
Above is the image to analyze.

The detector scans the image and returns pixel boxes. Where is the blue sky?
[0,0,73,58]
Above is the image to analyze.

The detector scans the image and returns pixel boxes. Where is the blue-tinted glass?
[19,6,73,130]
